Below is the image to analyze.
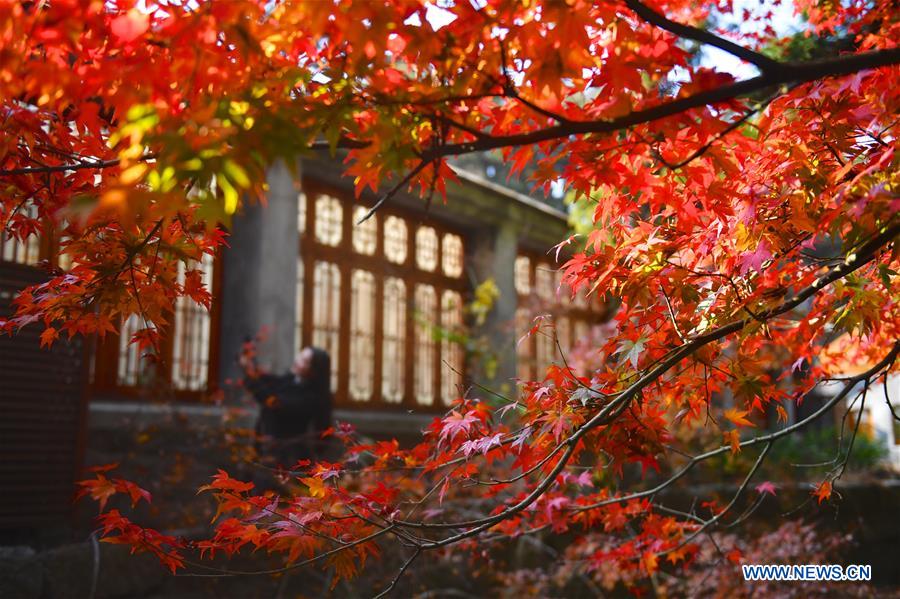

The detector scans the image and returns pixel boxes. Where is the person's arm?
[244,373,280,404]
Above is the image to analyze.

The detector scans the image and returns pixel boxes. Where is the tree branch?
[395,221,899,533]
[1,155,152,177]
[373,548,421,598]
[420,48,900,162]
[357,159,434,224]
[577,341,899,512]
[0,137,367,177]
[623,0,782,73]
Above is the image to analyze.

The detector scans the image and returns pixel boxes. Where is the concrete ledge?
[88,401,435,440]
[88,400,255,430]
[334,408,434,439]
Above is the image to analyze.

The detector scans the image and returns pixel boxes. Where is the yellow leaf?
[219,175,238,214]
[119,163,148,185]
[302,477,326,498]
[223,159,250,188]
[724,408,754,428]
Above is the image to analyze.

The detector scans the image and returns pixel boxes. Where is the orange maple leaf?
[813,480,833,504]
[724,408,754,428]
[198,470,254,494]
[76,475,118,512]
[39,326,59,348]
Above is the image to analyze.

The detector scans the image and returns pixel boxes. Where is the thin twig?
[373,548,422,599]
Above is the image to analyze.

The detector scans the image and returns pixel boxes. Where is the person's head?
[292,347,315,378]
[292,346,331,389]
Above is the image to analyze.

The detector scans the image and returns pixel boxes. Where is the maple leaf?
[738,239,773,275]
[755,481,777,496]
[182,269,212,309]
[39,326,59,348]
[386,33,407,54]
[130,327,159,353]
[198,470,254,494]
[617,336,647,369]
[438,410,479,444]
[724,408,754,428]
[3,0,899,585]
[301,477,327,498]
[327,550,359,589]
[76,475,118,513]
[641,551,659,574]
[115,479,153,507]
[666,545,692,565]
[813,480,833,504]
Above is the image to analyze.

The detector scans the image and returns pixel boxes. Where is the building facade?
[2,157,608,442]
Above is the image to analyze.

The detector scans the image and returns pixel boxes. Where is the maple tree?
[2,0,899,594]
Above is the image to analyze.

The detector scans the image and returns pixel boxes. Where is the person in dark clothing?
[242,346,333,468]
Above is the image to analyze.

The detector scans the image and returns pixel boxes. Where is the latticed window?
[297,183,467,409]
[117,314,145,387]
[99,250,220,398]
[516,251,605,384]
[441,290,464,405]
[10,212,222,399]
[171,254,214,390]
[535,263,554,302]
[297,190,307,234]
[415,226,438,272]
[535,320,555,374]
[384,216,407,264]
[295,257,304,355]
[352,207,377,255]
[414,284,437,406]
[0,234,40,265]
[442,233,463,278]
[515,255,531,295]
[296,191,307,355]
[312,260,341,392]
[349,269,376,401]
[382,277,406,403]
[314,195,343,246]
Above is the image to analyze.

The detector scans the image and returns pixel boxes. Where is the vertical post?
[218,161,299,386]
[465,221,519,400]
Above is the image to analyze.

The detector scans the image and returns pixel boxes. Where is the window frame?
[298,179,468,411]
[6,220,225,401]
[515,248,606,383]
[90,247,223,401]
